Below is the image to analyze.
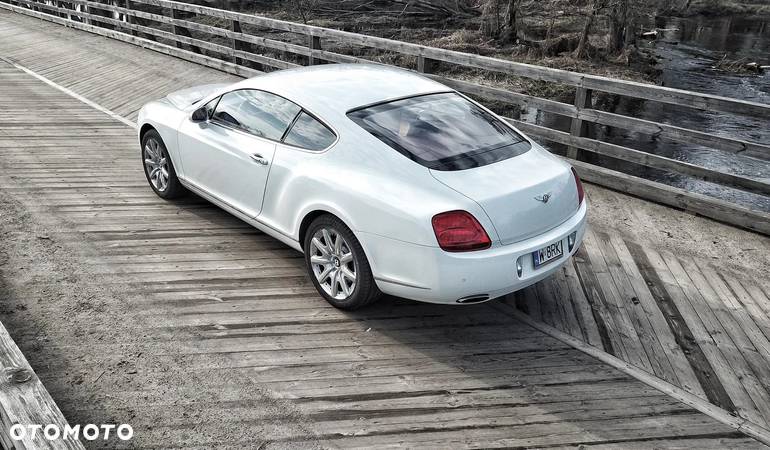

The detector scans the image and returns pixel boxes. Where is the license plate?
[532,240,564,268]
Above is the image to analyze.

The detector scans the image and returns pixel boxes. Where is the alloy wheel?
[309,227,357,300]
[143,138,170,192]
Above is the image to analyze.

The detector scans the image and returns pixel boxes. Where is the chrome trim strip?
[374,276,431,290]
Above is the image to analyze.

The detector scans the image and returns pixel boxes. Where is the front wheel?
[304,215,381,310]
[141,129,186,199]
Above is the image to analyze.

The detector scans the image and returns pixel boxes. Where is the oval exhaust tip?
[456,295,490,304]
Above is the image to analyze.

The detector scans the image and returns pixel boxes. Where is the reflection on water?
[533,15,770,212]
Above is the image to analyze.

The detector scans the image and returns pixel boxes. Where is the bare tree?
[500,0,524,43]
[574,0,605,58]
[481,0,524,42]
[292,0,320,23]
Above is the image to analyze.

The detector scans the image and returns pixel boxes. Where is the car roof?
[232,64,451,114]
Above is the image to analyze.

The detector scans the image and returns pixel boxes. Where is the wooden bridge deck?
[0,9,768,448]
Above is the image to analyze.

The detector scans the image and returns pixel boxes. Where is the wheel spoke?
[317,265,333,283]
[310,255,330,265]
[340,252,353,264]
[330,270,340,297]
[340,277,351,296]
[144,144,157,161]
[333,232,342,255]
[311,237,330,256]
[341,267,356,283]
[322,229,333,251]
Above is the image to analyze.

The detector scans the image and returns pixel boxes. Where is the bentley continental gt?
[137,64,587,309]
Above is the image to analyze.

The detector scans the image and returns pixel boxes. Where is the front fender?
[137,100,187,177]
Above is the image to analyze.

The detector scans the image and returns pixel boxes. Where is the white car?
[137,64,587,309]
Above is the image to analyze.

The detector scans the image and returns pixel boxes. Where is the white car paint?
[137,64,587,304]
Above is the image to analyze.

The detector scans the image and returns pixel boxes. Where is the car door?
[177,89,301,218]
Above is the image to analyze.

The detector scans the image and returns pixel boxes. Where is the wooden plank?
[591,231,664,376]
[510,119,770,197]
[0,320,84,449]
[494,301,770,447]
[562,260,604,348]
[609,235,705,398]
[570,245,621,355]
[625,241,734,410]
[578,108,770,161]
[662,251,770,427]
[680,257,770,396]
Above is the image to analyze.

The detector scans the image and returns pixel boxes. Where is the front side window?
[348,93,530,171]
[211,89,301,140]
[283,112,336,151]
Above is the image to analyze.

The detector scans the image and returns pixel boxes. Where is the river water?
[532,15,770,212]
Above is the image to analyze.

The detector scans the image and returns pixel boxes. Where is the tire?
[141,129,186,199]
[303,214,382,310]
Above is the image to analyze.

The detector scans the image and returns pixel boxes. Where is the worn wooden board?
[0,321,84,450]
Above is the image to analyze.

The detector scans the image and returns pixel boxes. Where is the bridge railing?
[2,0,770,234]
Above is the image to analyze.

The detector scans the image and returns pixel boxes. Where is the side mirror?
[191,106,208,123]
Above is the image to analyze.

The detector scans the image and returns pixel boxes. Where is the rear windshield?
[347,93,530,171]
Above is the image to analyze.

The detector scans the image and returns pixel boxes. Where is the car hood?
[166,83,229,110]
[429,146,579,245]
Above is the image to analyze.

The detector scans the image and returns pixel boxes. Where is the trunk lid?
[166,83,229,110]
[430,148,579,245]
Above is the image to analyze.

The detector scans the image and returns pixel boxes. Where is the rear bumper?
[361,201,587,304]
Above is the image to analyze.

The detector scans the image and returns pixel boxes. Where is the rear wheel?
[304,215,381,310]
[141,129,186,199]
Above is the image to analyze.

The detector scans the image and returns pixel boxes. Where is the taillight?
[431,210,491,252]
[571,167,584,205]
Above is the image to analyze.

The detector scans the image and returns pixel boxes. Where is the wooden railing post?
[567,87,592,160]
[170,7,183,50]
[231,19,242,65]
[308,35,321,65]
[417,55,435,73]
[125,0,136,35]
[169,6,199,53]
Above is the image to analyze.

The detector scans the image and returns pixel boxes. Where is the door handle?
[250,153,269,166]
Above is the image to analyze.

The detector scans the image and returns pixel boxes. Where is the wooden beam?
[0,320,84,450]
[0,1,260,77]
[511,119,770,197]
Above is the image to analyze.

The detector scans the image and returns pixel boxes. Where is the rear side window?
[283,112,336,151]
[212,89,301,140]
[348,93,530,171]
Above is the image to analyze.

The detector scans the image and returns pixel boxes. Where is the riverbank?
[675,0,770,17]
